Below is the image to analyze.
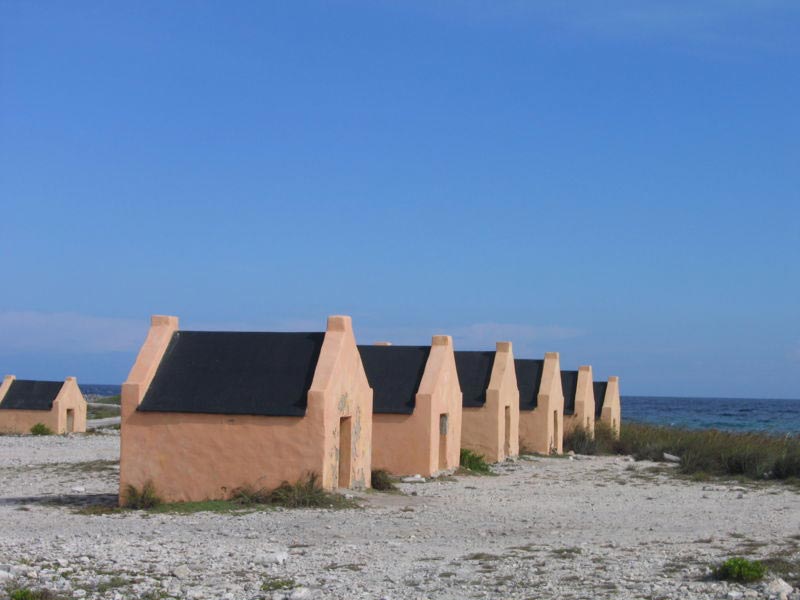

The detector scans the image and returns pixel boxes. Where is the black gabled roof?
[515,359,544,411]
[593,381,608,417]
[138,331,325,417]
[561,370,579,416]
[357,345,430,415]
[454,351,495,408]
[0,379,63,411]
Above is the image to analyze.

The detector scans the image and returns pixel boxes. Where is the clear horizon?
[1,2,798,398]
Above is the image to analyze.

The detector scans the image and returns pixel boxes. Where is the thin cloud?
[451,322,585,350]
[555,1,799,54]
[0,311,381,356]
[0,311,584,361]
[355,321,585,354]
[0,311,147,354]
[418,0,800,53]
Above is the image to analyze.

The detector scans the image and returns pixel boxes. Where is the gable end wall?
[119,315,372,504]
[0,376,86,434]
[564,365,595,439]
[519,352,564,454]
[461,342,520,462]
[372,335,463,476]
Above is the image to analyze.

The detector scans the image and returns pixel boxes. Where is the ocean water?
[78,385,800,434]
[623,396,800,434]
[79,384,121,397]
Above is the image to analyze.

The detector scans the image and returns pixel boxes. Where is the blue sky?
[1,1,798,397]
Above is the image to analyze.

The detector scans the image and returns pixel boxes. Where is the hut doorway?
[552,410,560,453]
[338,417,352,488]
[438,413,449,470]
[504,406,511,457]
[66,409,75,433]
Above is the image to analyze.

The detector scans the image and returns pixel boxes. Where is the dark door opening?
[66,409,75,433]
[504,406,511,457]
[338,417,352,488]
[552,410,560,453]
[438,413,448,470]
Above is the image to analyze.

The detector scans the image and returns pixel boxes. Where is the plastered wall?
[311,316,373,491]
[599,376,622,439]
[563,366,596,439]
[372,335,463,476]
[119,315,372,504]
[461,342,519,463]
[0,376,86,435]
[519,352,564,455]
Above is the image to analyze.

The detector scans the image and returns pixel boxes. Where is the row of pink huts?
[0,314,621,504]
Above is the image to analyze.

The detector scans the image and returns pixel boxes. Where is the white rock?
[726,591,743,599]
[766,578,793,595]
[0,571,12,581]
[166,581,182,596]
[172,565,191,579]
[258,551,289,565]
[402,475,425,483]
[71,486,86,493]
[290,588,312,599]
[663,453,680,463]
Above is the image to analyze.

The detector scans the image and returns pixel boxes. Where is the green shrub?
[371,469,397,491]
[267,472,342,508]
[8,589,59,600]
[137,474,354,513]
[593,422,620,454]
[610,423,800,481]
[261,578,297,591]
[557,423,620,456]
[714,557,766,582]
[460,449,491,474]
[123,481,161,509]
[30,423,53,436]
[94,395,121,405]
[87,404,120,420]
[564,426,597,455]
[771,449,800,479]
[229,484,271,505]
[94,576,128,593]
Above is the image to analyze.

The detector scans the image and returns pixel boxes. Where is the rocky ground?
[0,433,798,600]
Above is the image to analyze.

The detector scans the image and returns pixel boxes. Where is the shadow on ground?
[0,493,118,509]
